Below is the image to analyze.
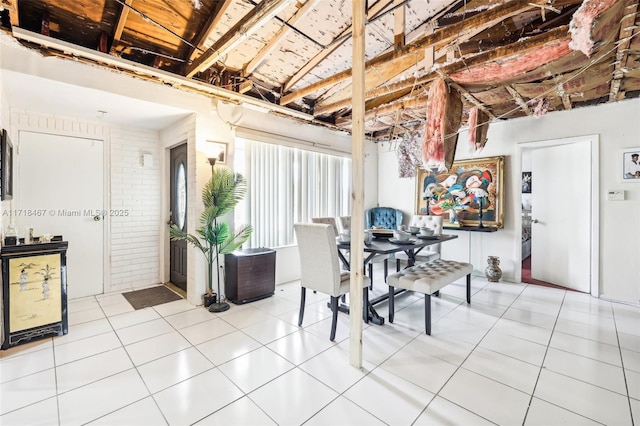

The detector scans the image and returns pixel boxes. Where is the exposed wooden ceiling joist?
[282,0,396,93]
[505,86,533,115]
[185,0,293,78]
[314,25,570,118]
[3,0,19,26]
[281,0,557,106]
[186,0,234,63]
[244,0,320,76]
[609,1,640,101]
[109,0,133,55]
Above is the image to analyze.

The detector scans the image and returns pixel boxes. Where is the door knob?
[93,215,101,221]
[532,219,539,224]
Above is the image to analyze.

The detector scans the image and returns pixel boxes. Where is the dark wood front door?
[170,143,187,290]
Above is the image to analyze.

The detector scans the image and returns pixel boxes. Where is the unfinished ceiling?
[2,0,640,142]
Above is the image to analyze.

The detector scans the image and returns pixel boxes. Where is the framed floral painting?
[416,156,505,228]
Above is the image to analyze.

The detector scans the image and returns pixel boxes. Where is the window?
[235,138,351,248]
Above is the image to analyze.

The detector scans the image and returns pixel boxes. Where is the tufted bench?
[387,259,473,335]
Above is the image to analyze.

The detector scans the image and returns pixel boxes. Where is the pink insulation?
[450,40,571,84]
[569,0,619,57]
[467,107,489,151]
[422,78,462,171]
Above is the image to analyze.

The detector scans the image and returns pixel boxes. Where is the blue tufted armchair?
[365,207,403,230]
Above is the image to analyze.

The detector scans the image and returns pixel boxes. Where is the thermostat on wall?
[607,190,625,201]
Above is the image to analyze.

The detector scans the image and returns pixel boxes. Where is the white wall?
[9,110,164,295]
[379,99,640,304]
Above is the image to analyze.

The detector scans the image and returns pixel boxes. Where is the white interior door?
[531,142,590,292]
[18,132,104,299]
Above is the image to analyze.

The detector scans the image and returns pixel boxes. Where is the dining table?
[336,232,459,325]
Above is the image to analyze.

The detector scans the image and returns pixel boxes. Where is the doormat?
[122,285,183,310]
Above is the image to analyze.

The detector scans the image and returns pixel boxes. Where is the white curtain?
[242,139,351,248]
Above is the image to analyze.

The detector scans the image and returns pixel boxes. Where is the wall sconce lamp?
[204,141,227,172]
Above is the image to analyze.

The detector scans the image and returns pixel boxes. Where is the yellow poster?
[9,254,62,332]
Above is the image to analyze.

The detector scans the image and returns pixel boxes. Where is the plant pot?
[203,292,217,307]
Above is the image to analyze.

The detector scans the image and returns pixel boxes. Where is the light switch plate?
[607,190,625,201]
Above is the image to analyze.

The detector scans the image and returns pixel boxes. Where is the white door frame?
[516,134,600,297]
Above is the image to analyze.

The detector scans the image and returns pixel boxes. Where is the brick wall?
[108,126,162,292]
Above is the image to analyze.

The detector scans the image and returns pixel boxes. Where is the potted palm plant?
[169,167,252,312]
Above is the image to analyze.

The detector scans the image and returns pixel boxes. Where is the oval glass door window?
[176,162,187,230]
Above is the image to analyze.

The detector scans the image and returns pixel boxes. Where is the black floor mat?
[122,286,183,310]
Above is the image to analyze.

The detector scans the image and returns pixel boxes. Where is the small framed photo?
[1,129,13,200]
[522,172,532,193]
[621,147,640,182]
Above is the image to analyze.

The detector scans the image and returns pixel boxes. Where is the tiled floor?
[1,267,639,425]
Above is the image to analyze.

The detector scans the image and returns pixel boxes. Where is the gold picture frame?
[416,156,505,228]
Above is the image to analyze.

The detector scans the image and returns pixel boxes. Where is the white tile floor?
[1,267,639,425]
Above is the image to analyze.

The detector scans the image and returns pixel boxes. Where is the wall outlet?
[607,190,625,201]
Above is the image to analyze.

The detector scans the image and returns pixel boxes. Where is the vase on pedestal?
[485,256,502,282]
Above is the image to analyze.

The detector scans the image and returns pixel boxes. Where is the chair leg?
[330,296,339,341]
[396,259,401,272]
[368,263,373,290]
[424,293,432,335]
[298,287,306,326]
[388,285,395,323]
[383,259,388,282]
[363,287,369,323]
[466,273,471,304]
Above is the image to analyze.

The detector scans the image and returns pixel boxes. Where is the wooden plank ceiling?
[2,0,640,141]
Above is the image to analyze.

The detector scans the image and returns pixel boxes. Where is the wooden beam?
[314,26,569,117]
[349,0,366,369]
[505,86,533,115]
[609,1,639,101]
[436,69,497,120]
[282,0,395,92]
[314,2,541,115]
[185,0,293,78]
[561,92,572,110]
[109,0,133,55]
[281,0,554,106]
[244,0,320,75]
[393,0,405,51]
[187,0,233,62]
[238,79,253,94]
[313,52,423,116]
[41,10,50,36]
[2,0,19,27]
[335,94,429,127]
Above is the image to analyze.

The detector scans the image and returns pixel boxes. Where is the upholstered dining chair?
[294,223,370,341]
[339,215,390,289]
[365,207,403,230]
[337,216,351,234]
[311,217,340,236]
[395,215,443,270]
